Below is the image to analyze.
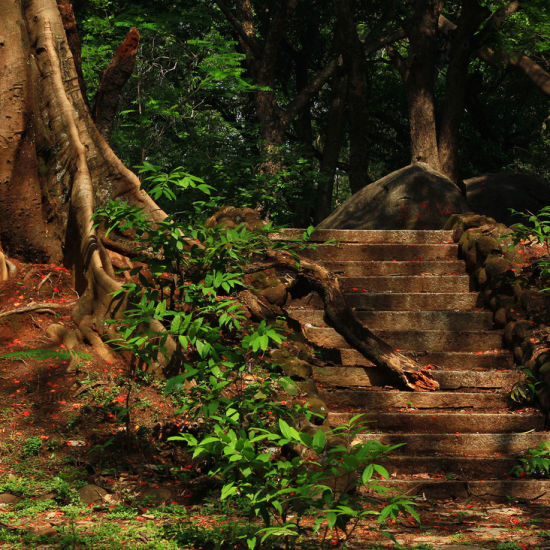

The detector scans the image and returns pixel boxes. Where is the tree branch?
[387,45,409,80]
[364,27,406,56]
[92,27,140,140]
[478,47,550,95]
[484,1,520,33]
[214,0,261,59]
[282,57,341,125]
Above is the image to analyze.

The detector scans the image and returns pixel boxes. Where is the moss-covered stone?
[475,235,500,259]
[513,345,524,364]
[513,320,533,342]
[476,267,487,286]
[260,284,287,305]
[279,358,313,380]
[538,362,550,378]
[296,379,318,397]
[305,397,328,420]
[484,255,510,280]
[504,321,516,346]
[494,307,507,327]
[537,386,550,411]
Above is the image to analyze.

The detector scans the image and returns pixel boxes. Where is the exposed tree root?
[0,301,75,319]
[264,250,439,391]
[46,323,84,372]
[0,250,16,281]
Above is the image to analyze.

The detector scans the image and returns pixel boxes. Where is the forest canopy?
[76,0,550,225]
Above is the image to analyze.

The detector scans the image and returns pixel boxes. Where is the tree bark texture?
[0,0,164,353]
[479,48,550,96]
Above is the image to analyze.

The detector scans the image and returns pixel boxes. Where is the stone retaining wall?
[445,214,550,418]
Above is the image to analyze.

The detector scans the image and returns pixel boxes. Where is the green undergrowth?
[90,167,418,548]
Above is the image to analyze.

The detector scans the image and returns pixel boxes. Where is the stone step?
[335,349,514,370]
[304,327,503,352]
[328,411,545,433]
[272,228,454,244]
[288,309,494,330]
[302,243,458,261]
[313,366,521,389]
[324,260,466,276]
[355,432,550,456]
[345,292,479,310]
[361,479,550,502]
[340,275,471,293]
[320,389,510,410]
[376,456,517,478]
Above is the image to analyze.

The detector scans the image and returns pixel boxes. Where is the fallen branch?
[0,301,76,319]
[265,250,439,391]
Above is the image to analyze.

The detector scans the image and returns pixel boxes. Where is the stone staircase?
[277,229,550,501]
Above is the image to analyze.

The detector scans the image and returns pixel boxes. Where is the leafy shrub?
[512,442,550,479]
[506,206,550,288]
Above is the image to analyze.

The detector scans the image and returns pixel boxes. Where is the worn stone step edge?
[320,389,511,410]
[374,456,517,478]
[335,349,514,369]
[272,228,454,244]
[323,260,466,276]
[354,433,550,456]
[344,292,479,311]
[304,327,503,352]
[313,366,520,389]
[340,275,471,293]
[302,243,458,261]
[360,479,550,502]
[328,412,544,433]
[288,309,494,330]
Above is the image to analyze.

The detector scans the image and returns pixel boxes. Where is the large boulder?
[318,163,468,230]
[464,173,550,226]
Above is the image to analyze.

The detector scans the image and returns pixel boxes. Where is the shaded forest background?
[73,0,549,227]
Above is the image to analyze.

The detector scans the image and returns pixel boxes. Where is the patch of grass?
[21,436,43,458]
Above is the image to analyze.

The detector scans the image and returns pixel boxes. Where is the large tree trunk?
[0,0,164,355]
[405,0,442,169]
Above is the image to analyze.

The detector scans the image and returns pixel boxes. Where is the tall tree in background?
[215,0,339,175]
[389,0,550,181]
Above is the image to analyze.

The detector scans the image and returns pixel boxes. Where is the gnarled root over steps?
[264,250,439,392]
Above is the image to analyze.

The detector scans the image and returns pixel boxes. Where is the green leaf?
[362,464,374,484]
[312,430,326,453]
[220,482,238,500]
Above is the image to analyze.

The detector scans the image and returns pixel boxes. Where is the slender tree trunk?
[93,27,141,141]
[317,75,347,222]
[438,1,488,181]
[335,0,371,194]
